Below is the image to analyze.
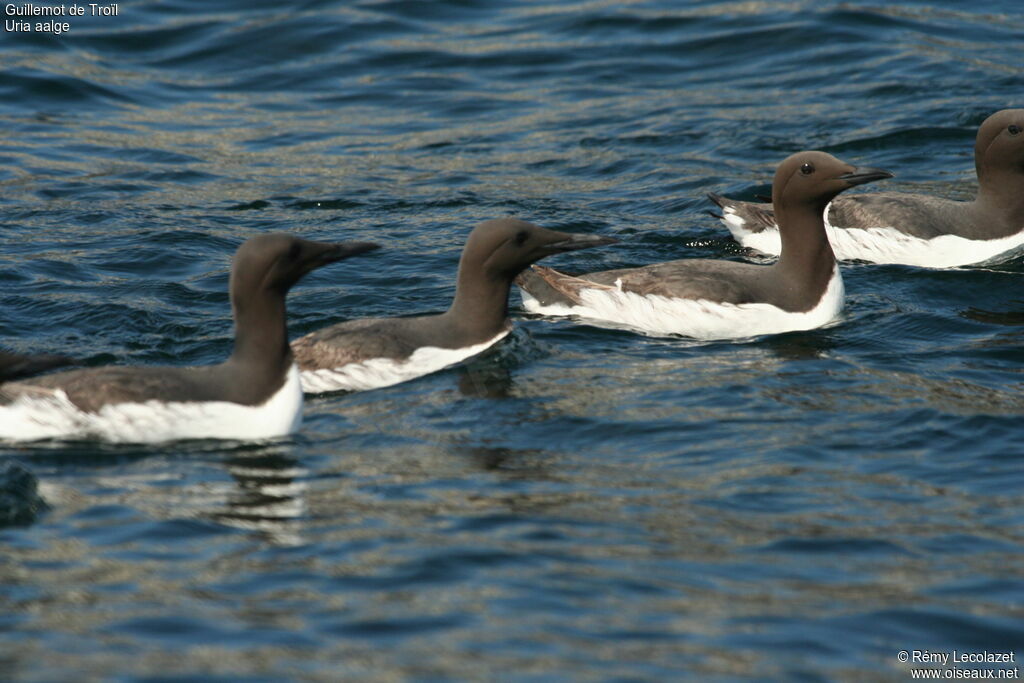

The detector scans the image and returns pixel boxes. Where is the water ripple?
[1,0,1022,680]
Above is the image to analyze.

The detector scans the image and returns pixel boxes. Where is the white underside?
[0,364,304,444]
[521,267,844,340]
[300,329,510,393]
[721,202,1024,268]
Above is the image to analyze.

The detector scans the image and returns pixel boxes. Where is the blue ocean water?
[1,0,1022,680]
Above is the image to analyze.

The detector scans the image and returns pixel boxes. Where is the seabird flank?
[709,109,1024,267]
[294,218,616,393]
[0,234,379,443]
[517,152,892,340]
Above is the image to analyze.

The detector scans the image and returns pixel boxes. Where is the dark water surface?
[2,1,1023,680]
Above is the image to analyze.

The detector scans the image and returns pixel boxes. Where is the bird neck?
[975,172,1024,235]
[773,199,837,290]
[229,288,293,375]
[444,261,513,342]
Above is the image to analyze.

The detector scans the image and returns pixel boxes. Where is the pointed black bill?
[838,166,894,187]
[293,240,381,282]
[331,241,381,260]
[538,231,618,257]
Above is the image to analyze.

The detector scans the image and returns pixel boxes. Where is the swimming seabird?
[293,218,616,392]
[709,109,1024,267]
[0,234,379,443]
[516,152,892,339]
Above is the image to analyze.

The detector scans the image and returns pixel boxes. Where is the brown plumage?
[517,151,893,337]
[710,109,1024,254]
[2,235,379,414]
[293,218,616,392]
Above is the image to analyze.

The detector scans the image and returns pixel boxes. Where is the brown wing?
[599,260,759,304]
[291,318,423,371]
[829,192,972,239]
[524,261,761,307]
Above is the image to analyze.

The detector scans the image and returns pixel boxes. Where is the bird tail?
[0,349,75,383]
[706,192,777,233]
[516,265,620,308]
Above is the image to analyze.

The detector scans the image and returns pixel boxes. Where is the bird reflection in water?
[457,361,514,399]
[208,446,309,546]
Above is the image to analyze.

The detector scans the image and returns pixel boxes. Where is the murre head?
[230,233,380,300]
[772,151,893,212]
[974,109,1024,182]
[462,218,617,280]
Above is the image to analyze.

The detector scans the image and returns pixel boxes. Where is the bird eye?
[514,230,529,245]
[1009,124,1022,136]
[800,163,815,175]
[287,241,302,261]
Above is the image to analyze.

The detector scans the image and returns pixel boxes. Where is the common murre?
[708,109,1024,267]
[517,152,891,340]
[293,218,616,393]
[0,234,379,443]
